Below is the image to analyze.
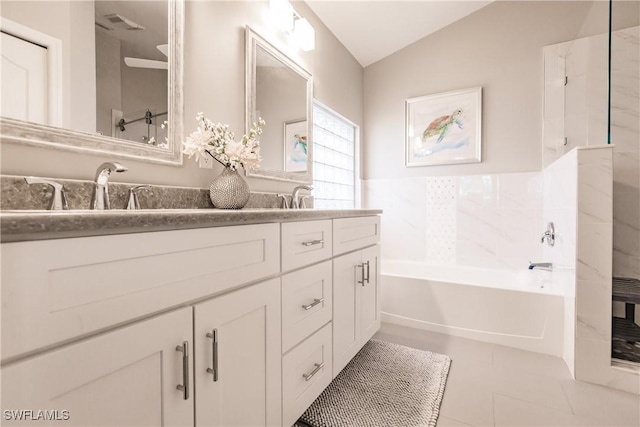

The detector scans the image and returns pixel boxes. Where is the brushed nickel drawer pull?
[206,329,218,382]
[302,239,324,247]
[175,341,189,400]
[302,298,324,311]
[357,263,366,286]
[302,362,324,381]
[364,260,371,284]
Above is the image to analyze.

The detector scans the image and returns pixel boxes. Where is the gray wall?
[362,1,608,180]
[0,0,363,193]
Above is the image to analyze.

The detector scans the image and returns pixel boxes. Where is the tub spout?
[528,262,552,271]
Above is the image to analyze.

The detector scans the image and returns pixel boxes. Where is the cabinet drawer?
[281,220,332,271]
[282,323,332,427]
[333,216,380,255]
[282,261,332,352]
[1,223,280,361]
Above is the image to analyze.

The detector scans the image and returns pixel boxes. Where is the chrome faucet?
[126,185,151,210]
[24,177,69,210]
[528,262,553,271]
[291,185,313,209]
[92,162,128,210]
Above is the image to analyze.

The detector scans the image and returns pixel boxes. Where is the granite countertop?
[0,208,383,243]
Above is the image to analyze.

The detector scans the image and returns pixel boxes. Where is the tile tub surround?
[363,171,544,270]
[0,175,304,211]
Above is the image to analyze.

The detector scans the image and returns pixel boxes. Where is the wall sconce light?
[269,0,315,51]
[270,0,294,33]
[294,17,315,51]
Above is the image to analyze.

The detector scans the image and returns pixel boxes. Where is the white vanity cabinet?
[1,307,194,427]
[332,244,381,378]
[0,212,381,427]
[194,278,282,427]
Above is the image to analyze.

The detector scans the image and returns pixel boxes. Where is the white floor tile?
[374,322,640,427]
[439,380,495,426]
[436,415,474,426]
[493,394,593,426]
[560,379,640,426]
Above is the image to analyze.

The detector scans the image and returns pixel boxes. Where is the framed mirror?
[245,26,313,183]
[0,0,184,165]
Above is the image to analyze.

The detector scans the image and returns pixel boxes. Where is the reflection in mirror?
[245,27,313,183]
[0,0,183,165]
[95,1,168,146]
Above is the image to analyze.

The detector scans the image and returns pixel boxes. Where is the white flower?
[182,114,264,170]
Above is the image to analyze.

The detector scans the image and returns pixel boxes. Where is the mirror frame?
[0,0,184,166]
[245,26,313,184]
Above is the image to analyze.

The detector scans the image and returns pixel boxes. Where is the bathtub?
[381,261,564,356]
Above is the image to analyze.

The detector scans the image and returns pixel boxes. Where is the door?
[360,245,381,343]
[332,250,362,378]
[1,308,194,427]
[194,279,282,427]
[0,31,48,123]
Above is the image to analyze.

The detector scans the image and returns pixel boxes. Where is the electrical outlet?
[199,155,213,169]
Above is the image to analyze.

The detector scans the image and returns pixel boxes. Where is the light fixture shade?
[294,17,315,51]
[270,0,294,33]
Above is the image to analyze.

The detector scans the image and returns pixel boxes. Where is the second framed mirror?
[245,26,313,183]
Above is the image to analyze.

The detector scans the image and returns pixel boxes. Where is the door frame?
[1,17,62,127]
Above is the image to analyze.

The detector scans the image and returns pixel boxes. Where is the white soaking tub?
[381,261,564,356]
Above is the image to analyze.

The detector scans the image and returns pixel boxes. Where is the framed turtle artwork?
[283,119,308,172]
[405,87,482,167]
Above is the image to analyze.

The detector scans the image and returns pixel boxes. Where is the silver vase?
[209,166,250,209]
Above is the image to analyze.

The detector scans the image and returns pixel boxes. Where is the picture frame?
[283,119,308,172]
[405,87,482,167]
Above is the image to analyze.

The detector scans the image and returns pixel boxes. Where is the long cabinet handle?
[302,362,325,381]
[302,239,323,247]
[357,261,371,286]
[364,260,371,284]
[206,329,219,382]
[302,298,324,311]
[175,341,189,400]
[357,263,366,286]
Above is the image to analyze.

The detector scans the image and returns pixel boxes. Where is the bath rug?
[297,339,451,427]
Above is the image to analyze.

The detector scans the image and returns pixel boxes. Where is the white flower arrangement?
[183,113,264,171]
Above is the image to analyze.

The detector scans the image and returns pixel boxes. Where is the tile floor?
[373,323,640,427]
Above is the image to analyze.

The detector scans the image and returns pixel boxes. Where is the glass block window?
[313,103,358,209]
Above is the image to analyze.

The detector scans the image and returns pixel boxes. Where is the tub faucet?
[92,162,128,210]
[528,262,553,271]
[291,185,313,209]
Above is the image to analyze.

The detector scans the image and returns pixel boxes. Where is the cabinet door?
[361,245,381,343]
[1,308,193,427]
[194,279,282,427]
[332,251,362,378]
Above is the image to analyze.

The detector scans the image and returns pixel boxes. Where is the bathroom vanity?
[0,209,381,426]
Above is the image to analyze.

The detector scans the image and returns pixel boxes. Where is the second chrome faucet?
[92,162,128,210]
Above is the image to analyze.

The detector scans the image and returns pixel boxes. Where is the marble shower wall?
[543,149,578,376]
[544,26,640,281]
[611,26,640,281]
[363,171,544,270]
[573,146,638,394]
